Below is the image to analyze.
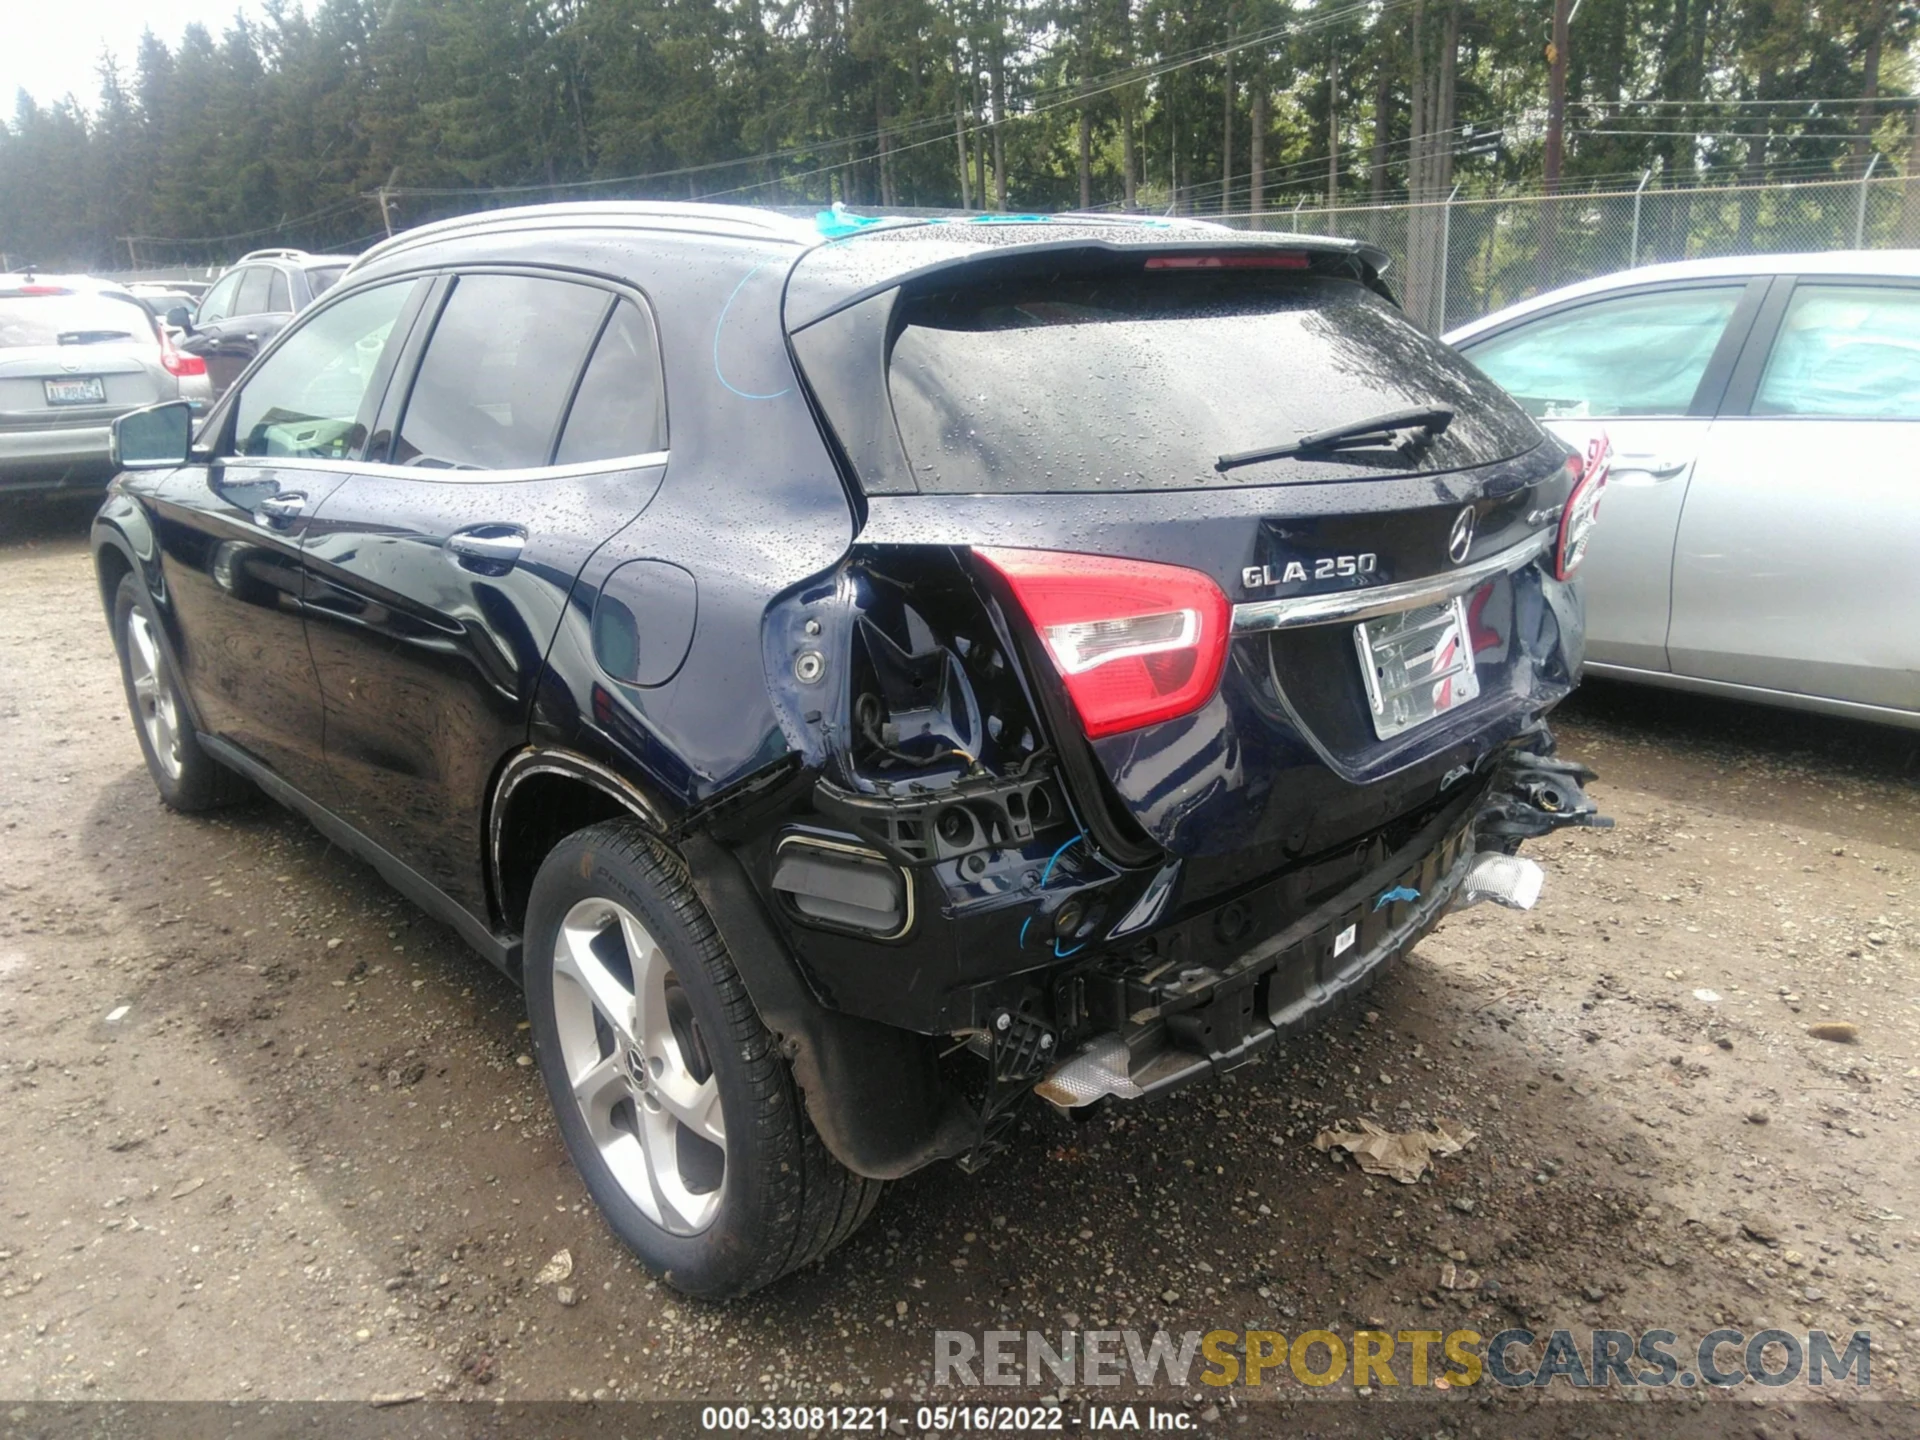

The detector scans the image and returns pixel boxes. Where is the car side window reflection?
[231,283,413,461]
[1754,284,1920,419]
[391,274,609,470]
[1461,286,1746,419]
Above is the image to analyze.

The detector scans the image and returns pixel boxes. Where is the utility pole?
[1222,50,1234,216]
[374,167,400,237]
[1541,0,1572,287]
[1543,0,1571,193]
[1327,50,1340,208]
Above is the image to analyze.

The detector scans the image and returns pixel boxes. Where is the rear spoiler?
[783,224,1396,333]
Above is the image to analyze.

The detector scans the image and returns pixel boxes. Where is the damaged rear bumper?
[1034,747,1606,1110]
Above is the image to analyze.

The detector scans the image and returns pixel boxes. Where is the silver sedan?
[1,275,213,496]
[1447,251,1920,730]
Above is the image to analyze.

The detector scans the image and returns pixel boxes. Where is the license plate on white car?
[1353,595,1481,740]
[44,376,106,406]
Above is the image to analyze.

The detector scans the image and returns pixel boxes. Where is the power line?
[118,197,372,248]
[1569,95,1918,108]
[382,0,1404,202]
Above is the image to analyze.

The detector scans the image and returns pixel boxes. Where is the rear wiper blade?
[57,329,135,345]
[1216,406,1454,473]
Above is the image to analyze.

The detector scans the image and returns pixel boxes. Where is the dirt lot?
[2,495,1917,1434]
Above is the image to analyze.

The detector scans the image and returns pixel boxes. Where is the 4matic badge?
[1242,552,1378,590]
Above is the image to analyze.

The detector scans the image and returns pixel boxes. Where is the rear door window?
[882,270,1540,494]
[233,267,274,318]
[553,300,666,464]
[1461,285,1746,419]
[390,274,610,470]
[1753,283,1920,418]
[267,270,291,313]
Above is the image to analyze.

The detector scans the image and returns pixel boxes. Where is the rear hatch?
[786,229,1581,899]
[0,290,166,432]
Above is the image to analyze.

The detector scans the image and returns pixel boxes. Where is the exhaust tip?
[1458,853,1544,911]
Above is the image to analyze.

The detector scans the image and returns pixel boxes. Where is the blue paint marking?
[813,207,889,239]
[1374,885,1421,911]
[1039,833,1084,888]
[712,261,791,400]
[1021,833,1090,953]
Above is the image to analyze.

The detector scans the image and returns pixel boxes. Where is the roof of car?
[0,275,157,320]
[229,248,355,268]
[1445,249,1920,343]
[344,201,1392,323]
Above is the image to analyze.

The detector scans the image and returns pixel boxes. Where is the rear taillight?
[158,327,206,378]
[975,547,1231,739]
[1554,434,1611,581]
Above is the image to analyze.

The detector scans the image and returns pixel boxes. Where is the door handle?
[1610,454,1690,482]
[447,525,526,571]
[243,333,259,343]
[257,492,307,523]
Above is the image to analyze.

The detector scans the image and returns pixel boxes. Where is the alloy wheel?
[125,609,184,782]
[549,897,726,1235]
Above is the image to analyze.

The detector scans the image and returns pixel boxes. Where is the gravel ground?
[2,495,1917,1436]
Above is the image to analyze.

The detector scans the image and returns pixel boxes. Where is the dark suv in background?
[173,247,353,395]
[94,203,1608,1297]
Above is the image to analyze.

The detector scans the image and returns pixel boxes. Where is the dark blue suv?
[93,203,1609,1296]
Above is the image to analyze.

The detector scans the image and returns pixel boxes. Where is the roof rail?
[345,202,813,275]
[235,248,307,263]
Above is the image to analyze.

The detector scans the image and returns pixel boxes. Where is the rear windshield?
[885,272,1541,493]
[307,266,347,297]
[0,293,156,350]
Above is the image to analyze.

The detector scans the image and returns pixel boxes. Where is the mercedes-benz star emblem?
[1448,507,1476,566]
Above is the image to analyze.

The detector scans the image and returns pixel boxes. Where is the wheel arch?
[489,748,673,942]
[489,747,973,1181]
[93,533,135,619]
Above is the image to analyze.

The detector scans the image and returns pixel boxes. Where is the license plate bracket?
[1353,594,1481,740]
[44,376,107,406]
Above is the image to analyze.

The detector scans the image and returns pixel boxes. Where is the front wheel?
[523,820,883,1297]
[112,574,248,811]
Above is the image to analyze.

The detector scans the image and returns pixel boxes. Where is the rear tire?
[112,574,249,812]
[524,820,883,1298]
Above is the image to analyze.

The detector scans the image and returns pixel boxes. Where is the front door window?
[229,283,414,461]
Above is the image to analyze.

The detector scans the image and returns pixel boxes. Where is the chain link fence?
[1225,169,1920,332]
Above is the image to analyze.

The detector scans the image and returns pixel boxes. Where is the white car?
[1,274,213,496]
[1447,251,1920,730]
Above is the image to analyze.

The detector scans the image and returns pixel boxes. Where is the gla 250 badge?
[1243,553,1378,591]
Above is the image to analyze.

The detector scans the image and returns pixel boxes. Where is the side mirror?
[166,306,194,331]
[111,401,195,470]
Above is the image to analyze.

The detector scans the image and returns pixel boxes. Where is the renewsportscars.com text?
[934,1327,1871,1390]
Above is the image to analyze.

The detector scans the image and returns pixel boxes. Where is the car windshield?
[0,293,156,349]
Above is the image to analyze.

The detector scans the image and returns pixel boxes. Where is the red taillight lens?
[975,547,1231,739]
[158,327,206,378]
[1554,434,1611,581]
